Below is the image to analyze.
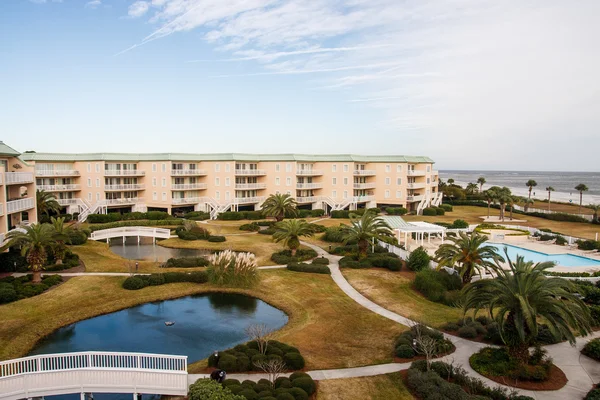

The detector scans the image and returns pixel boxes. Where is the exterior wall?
[1,156,37,235]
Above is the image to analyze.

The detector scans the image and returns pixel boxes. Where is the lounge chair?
[542,239,556,245]
[580,249,599,255]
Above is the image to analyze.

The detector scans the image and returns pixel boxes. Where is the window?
[162,192,166,201]
[332,190,337,198]
[216,191,220,200]
[225,177,230,186]
[215,177,220,186]
[162,178,166,187]
[225,163,230,172]
[332,164,337,172]
[152,163,157,172]
[385,177,390,185]
[286,190,291,195]
[87,178,92,188]
[88,193,92,201]
[396,177,402,185]
[275,164,280,172]
[385,164,391,173]
[343,191,348,199]
[161,163,166,172]
[96,193,100,201]
[385,190,390,198]
[226,191,230,200]
[215,163,220,172]
[427,165,431,172]
[332,177,337,185]
[343,164,349,172]
[286,163,292,172]
[96,178,100,187]
[87,163,91,173]
[397,165,402,173]
[427,178,430,184]
[95,163,100,172]
[343,177,348,185]
[153,192,157,200]
[396,191,402,198]
[286,177,291,186]
[152,177,156,187]
[275,177,280,186]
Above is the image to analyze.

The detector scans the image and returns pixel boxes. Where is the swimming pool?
[487,243,600,267]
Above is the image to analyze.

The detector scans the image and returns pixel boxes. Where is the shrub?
[208,235,227,242]
[240,223,261,232]
[308,224,326,233]
[291,377,315,396]
[578,240,600,251]
[458,326,477,338]
[176,226,212,241]
[162,257,209,268]
[287,263,330,274]
[189,378,245,400]
[442,322,459,331]
[270,249,318,265]
[89,219,182,232]
[283,352,305,370]
[184,211,211,221]
[395,344,415,358]
[122,271,207,289]
[67,229,88,245]
[258,228,277,235]
[451,219,469,229]
[321,226,346,243]
[0,287,18,304]
[440,204,453,212]
[312,257,329,265]
[386,207,408,215]
[422,207,437,216]
[586,385,600,400]
[286,388,308,400]
[435,207,445,215]
[208,250,258,287]
[583,338,600,361]
[218,211,264,220]
[122,276,148,290]
[406,246,430,271]
[470,347,551,382]
[275,393,295,400]
[274,377,292,389]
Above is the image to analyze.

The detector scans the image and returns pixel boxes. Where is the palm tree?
[462,251,592,363]
[50,216,72,265]
[261,193,297,222]
[465,183,478,195]
[507,196,520,220]
[575,184,589,214]
[588,204,600,224]
[272,219,314,256]
[3,223,56,283]
[435,232,504,284]
[483,188,497,219]
[36,190,61,220]
[447,178,455,185]
[477,177,486,193]
[525,179,537,200]
[522,197,534,213]
[491,186,512,221]
[341,212,394,259]
[546,186,555,211]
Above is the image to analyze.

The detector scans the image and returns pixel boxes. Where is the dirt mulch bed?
[476,364,567,391]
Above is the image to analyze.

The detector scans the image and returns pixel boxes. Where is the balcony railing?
[0,203,3,216]
[296,169,323,176]
[431,170,439,175]
[296,183,322,189]
[234,169,266,176]
[353,170,376,176]
[171,183,208,190]
[5,172,34,184]
[354,195,375,202]
[406,195,424,202]
[57,198,80,206]
[104,184,145,191]
[406,183,426,189]
[353,183,376,189]
[37,184,81,192]
[235,183,267,190]
[170,169,207,176]
[172,197,202,205]
[296,196,319,203]
[0,174,2,185]
[35,169,80,177]
[7,197,35,214]
[104,170,145,176]
[105,197,143,205]
[407,170,426,176]
[233,196,266,204]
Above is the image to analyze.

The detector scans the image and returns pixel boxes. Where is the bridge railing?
[90,227,171,240]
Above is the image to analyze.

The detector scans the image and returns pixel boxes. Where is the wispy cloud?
[85,0,102,9]
[128,1,149,18]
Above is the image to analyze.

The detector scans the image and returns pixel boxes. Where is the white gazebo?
[379,215,447,248]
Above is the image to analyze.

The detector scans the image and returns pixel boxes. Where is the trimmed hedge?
[270,249,318,265]
[258,227,277,235]
[422,207,437,216]
[189,379,244,400]
[240,223,261,232]
[312,257,329,265]
[287,263,330,274]
[208,340,305,372]
[218,211,264,221]
[219,373,315,400]
[208,235,227,242]
[162,257,209,268]
[582,338,600,361]
[122,271,208,290]
[88,211,174,223]
[89,219,183,232]
[386,207,408,215]
[184,211,211,221]
[0,274,63,304]
[338,252,401,271]
[440,204,453,212]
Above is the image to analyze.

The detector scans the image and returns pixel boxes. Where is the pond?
[32,293,288,400]
[108,237,205,262]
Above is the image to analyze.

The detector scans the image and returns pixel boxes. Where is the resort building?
[6,149,440,223]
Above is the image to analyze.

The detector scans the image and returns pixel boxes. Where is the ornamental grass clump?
[208,250,259,287]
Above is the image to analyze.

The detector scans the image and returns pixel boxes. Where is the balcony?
[104,184,145,191]
[172,197,202,205]
[233,196,266,204]
[406,195,424,202]
[296,169,323,176]
[354,195,375,202]
[353,170,376,176]
[353,183,376,190]
[37,184,81,192]
[5,172,34,184]
[35,169,80,177]
[234,169,266,176]
[171,169,207,176]
[105,197,144,206]
[57,198,81,206]
[0,203,3,216]
[235,183,267,190]
[7,197,35,214]
[431,170,439,176]
[296,183,322,189]
[406,183,426,189]
[104,170,145,177]
[407,170,426,176]
[171,183,208,190]
[296,196,319,203]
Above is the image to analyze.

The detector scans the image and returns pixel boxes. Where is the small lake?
[32,293,288,400]
[108,237,205,262]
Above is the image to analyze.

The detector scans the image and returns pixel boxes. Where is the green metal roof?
[20,152,434,163]
[0,141,21,157]
[379,216,414,229]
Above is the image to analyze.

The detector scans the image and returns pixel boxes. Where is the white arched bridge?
[90,227,172,243]
[0,351,188,400]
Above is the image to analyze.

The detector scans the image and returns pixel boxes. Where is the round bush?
[291,377,315,396]
[238,388,259,400]
[275,393,295,400]
[583,338,600,361]
[147,274,165,286]
[443,322,459,331]
[255,384,272,394]
[218,354,238,371]
[457,326,478,339]
[0,287,17,304]
[274,377,292,389]
[257,379,272,387]
[266,346,284,357]
[422,207,437,216]
[283,352,305,370]
[395,344,415,358]
[286,387,308,400]
[407,247,430,271]
[223,379,241,387]
[122,276,147,290]
[260,397,277,400]
[289,372,310,381]
[312,257,329,265]
[258,390,274,398]
[208,235,227,242]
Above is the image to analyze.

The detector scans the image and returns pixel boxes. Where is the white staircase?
[202,197,233,220]
[431,192,443,207]
[78,200,107,222]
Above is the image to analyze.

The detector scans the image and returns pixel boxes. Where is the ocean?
[439,170,600,204]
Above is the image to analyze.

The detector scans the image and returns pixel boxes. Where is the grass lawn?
[341,269,462,328]
[1,270,406,370]
[530,200,594,215]
[316,372,413,400]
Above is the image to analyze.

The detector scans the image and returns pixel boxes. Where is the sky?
[1,0,599,171]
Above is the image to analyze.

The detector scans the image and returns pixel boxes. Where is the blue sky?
[1,0,599,171]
